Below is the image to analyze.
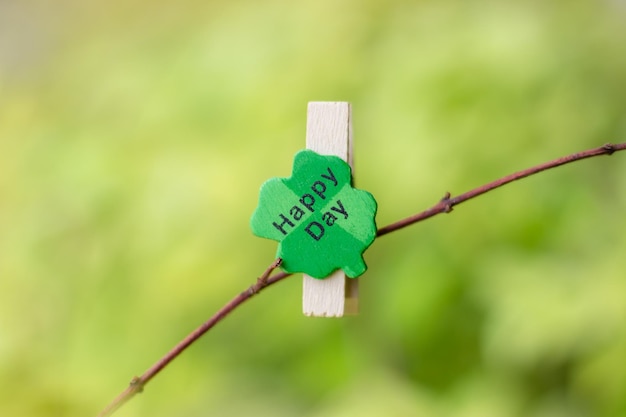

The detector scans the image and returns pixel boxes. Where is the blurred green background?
[1,0,626,416]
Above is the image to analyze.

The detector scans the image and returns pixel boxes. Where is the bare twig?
[96,259,287,417]
[97,142,626,417]
[377,143,626,236]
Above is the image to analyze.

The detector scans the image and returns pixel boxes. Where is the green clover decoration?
[250,150,377,279]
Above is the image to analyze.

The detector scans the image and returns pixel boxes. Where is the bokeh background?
[1,0,626,416]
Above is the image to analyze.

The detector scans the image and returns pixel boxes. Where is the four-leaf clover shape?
[251,150,377,278]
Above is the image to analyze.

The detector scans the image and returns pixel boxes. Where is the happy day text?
[272,166,348,241]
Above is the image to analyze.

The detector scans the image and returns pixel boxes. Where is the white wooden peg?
[303,101,358,317]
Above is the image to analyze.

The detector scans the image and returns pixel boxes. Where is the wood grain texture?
[303,102,357,317]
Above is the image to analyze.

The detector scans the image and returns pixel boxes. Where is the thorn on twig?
[248,258,283,296]
[129,377,144,394]
[603,143,615,155]
[440,192,453,213]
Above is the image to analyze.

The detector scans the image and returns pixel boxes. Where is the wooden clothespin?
[250,101,376,318]
[303,102,357,317]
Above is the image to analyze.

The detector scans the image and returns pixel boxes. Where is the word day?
[272,166,348,241]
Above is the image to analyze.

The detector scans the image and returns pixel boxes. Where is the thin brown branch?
[97,142,625,417]
[377,143,626,237]
[97,259,288,417]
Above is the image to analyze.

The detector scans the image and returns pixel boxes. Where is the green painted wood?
[251,150,377,279]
